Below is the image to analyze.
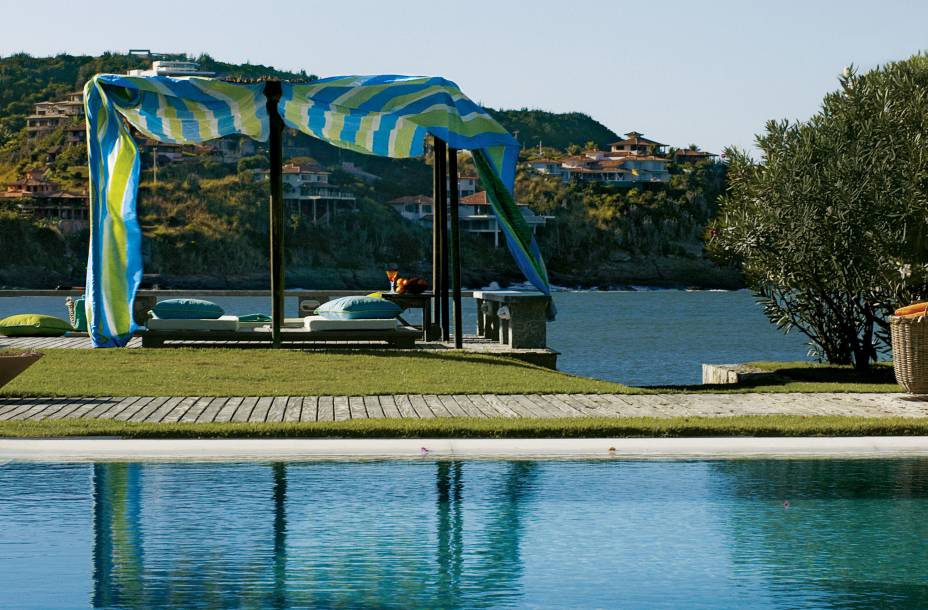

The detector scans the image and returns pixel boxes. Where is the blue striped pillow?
[315,296,401,320]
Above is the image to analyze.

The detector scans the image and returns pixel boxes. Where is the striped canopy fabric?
[84,74,550,347]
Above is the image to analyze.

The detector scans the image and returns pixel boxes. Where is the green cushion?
[238,313,272,322]
[70,297,87,332]
[150,298,224,320]
[315,295,401,320]
[0,314,73,337]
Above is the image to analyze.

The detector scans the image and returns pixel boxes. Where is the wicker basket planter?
[0,352,43,389]
[890,315,928,393]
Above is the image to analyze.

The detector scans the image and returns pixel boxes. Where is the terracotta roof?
[460,191,490,205]
[609,132,667,147]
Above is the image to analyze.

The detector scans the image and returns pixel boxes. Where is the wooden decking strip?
[0,393,927,423]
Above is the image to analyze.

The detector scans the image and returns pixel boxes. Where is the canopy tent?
[83,73,551,348]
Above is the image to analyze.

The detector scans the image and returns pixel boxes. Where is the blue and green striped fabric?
[84,75,267,347]
[279,75,550,297]
[85,73,550,347]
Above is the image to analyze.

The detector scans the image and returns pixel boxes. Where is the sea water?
[0,290,811,386]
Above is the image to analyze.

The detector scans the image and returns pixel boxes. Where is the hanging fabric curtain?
[84,75,268,347]
[279,76,550,296]
[83,73,550,348]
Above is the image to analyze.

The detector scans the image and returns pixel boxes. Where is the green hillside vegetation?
[488,108,618,150]
[0,52,735,290]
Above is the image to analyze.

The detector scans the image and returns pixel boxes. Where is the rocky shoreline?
[1,256,743,292]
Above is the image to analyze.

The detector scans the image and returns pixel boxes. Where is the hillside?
[0,52,737,290]
[487,109,619,150]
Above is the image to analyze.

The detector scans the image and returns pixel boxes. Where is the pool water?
[1,459,927,609]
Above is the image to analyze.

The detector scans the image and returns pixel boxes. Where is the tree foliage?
[709,56,928,369]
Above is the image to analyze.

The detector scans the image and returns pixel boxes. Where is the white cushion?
[303,316,398,331]
[146,315,239,331]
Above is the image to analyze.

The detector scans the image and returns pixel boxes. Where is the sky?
[2,0,927,154]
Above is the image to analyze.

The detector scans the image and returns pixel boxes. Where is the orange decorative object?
[895,302,928,317]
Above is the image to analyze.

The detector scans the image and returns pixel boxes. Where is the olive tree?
[708,56,928,369]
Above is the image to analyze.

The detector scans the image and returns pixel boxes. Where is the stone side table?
[472,291,549,349]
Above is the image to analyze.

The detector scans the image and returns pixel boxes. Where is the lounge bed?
[141,315,419,348]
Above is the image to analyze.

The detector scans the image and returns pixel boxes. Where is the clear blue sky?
[2,0,926,154]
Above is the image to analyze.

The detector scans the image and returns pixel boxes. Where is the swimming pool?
[1,459,926,609]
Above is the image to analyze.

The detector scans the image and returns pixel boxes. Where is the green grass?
[0,348,629,397]
[651,361,902,394]
[1,416,926,438]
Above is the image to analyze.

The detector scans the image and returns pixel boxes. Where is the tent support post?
[431,137,446,340]
[448,147,463,349]
[437,140,450,342]
[265,80,285,348]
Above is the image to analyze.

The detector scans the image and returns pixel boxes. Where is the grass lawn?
[0,350,905,397]
[0,348,629,397]
[1,415,927,438]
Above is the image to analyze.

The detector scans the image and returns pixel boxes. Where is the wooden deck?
[0,392,925,423]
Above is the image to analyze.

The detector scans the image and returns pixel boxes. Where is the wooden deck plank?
[249,397,274,422]
[266,396,288,422]
[179,397,212,423]
[81,397,124,420]
[2,400,51,421]
[525,394,581,417]
[315,396,334,421]
[422,395,451,417]
[348,396,367,419]
[115,397,155,422]
[195,397,228,423]
[333,396,350,421]
[98,396,143,420]
[44,398,89,420]
[0,400,28,419]
[512,394,566,417]
[160,396,198,423]
[214,396,243,423]
[474,394,517,418]
[142,396,182,423]
[284,397,303,423]
[299,397,319,422]
[452,395,488,418]
[379,395,402,418]
[125,396,168,422]
[393,394,417,418]
[408,394,433,418]
[363,396,385,419]
[231,397,259,423]
[25,398,71,420]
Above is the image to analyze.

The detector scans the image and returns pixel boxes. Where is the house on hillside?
[608,131,667,156]
[673,148,718,164]
[387,190,550,248]
[528,131,674,185]
[127,60,216,78]
[254,163,356,223]
[26,92,85,143]
[1,169,88,232]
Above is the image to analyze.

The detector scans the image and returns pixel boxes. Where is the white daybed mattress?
[303,316,398,331]
[146,315,240,331]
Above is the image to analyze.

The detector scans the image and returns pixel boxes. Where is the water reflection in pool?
[1,459,927,609]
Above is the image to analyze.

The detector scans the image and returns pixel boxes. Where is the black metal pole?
[448,147,463,349]
[431,137,445,339]
[437,141,450,341]
[265,80,285,348]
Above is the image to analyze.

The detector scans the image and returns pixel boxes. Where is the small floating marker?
[783,500,790,509]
